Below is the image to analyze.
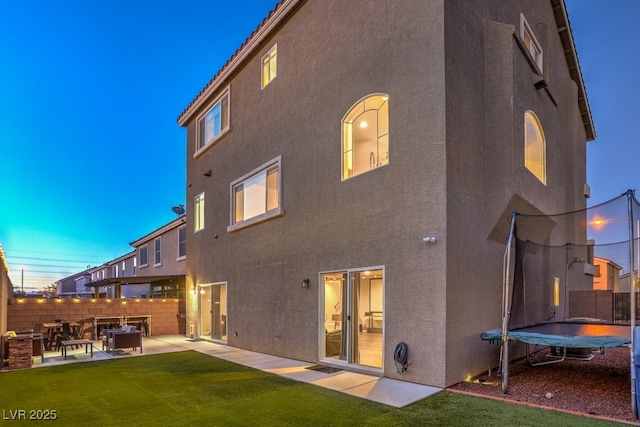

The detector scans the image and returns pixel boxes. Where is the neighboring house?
[618,270,636,294]
[178,0,594,388]
[127,216,187,298]
[593,256,622,291]
[55,270,93,298]
[56,216,187,299]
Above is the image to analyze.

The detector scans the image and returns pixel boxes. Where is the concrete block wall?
[569,290,613,322]
[6,298,187,336]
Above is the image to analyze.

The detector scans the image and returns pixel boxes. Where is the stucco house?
[55,216,187,299]
[179,0,594,388]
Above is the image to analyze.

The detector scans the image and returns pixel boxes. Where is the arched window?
[342,94,389,180]
[524,111,546,184]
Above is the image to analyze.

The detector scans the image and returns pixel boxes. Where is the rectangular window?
[520,13,543,72]
[229,156,282,232]
[154,237,162,266]
[122,261,126,276]
[194,192,205,232]
[140,245,148,268]
[261,44,277,88]
[196,89,230,153]
[178,226,186,259]
[113,265,118,278]
[133,257,137,275]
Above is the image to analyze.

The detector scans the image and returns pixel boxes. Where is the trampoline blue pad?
[481,322,631,348]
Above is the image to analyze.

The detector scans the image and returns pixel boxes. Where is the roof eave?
[552,0,596,141]
[177,0,301,127]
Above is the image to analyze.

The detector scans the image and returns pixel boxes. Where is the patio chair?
[74,319,92,340]
[103,325,142,354]
[54,323,78,351]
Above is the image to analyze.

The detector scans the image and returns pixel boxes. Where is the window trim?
[261,44,277,89]
[228,156,283,232]
[341,93,389,181]
[194,192,205,233]
[154,236,162,267]
[519,13,543,73]
[177,225,186,261]
[194,86,231,158]
[139,244,149,268]
[524,110,546,185]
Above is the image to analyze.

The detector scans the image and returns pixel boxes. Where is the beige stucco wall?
[135,222,186,277]
[443,1,588,385]
[184,0,589,388]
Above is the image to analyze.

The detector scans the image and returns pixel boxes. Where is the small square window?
[261,44,277,88]
[520,13,543,72]
[196,89,230,154]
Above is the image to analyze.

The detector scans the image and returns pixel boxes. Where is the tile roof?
[177,0,290,125]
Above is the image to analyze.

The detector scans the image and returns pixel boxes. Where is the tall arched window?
[342,94,389,180]
[524,111,546,185]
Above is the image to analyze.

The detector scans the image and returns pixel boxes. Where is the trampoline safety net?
[509,190,640,329]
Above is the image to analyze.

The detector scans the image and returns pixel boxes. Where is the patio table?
[42,322,79,351]
[61,339,93,360]
[124,315,151,336]
[91,316,124,340]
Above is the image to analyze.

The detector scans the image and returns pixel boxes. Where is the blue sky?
[0,1,638,290]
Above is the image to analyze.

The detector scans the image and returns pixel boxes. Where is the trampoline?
[484,190,640,412]
[482,321,631,349]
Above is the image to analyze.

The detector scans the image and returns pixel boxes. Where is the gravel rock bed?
[449,346,637,423]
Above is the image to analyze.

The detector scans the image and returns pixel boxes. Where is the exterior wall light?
[302,278,310,289]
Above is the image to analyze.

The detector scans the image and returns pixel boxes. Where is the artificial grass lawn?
[1,351,620,426]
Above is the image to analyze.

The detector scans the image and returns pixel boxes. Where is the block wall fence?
[6,298,187,336]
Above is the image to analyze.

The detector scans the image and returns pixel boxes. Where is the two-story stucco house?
[57,216,187,299]
[179,0,594,388]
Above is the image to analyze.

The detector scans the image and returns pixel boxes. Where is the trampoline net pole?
[500,212,516,393]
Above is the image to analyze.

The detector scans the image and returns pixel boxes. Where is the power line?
[3,248,106,259]
[4,262,91,269]
[6,255,101,263]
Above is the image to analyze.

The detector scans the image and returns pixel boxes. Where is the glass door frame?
[318,265,384,373]
[198,281,228,343]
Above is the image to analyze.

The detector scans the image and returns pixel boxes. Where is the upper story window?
[196,88,230,155]
[228,156,282,232]
[133,257,137,275]
[122,261,126,276]
[524,111,546,185]
[177,226,186,260]
[194,192,205,232]
[113,265,118,278]
[520,13,543,72]
[154,237,162,266]
[261,44,277,88]
[140,245,148,268]
[342,94,389,180]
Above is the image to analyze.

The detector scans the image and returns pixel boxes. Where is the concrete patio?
[17,335,441,408]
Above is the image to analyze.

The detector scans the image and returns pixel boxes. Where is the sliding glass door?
[321,268,383,369]
[199,283,227,341]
